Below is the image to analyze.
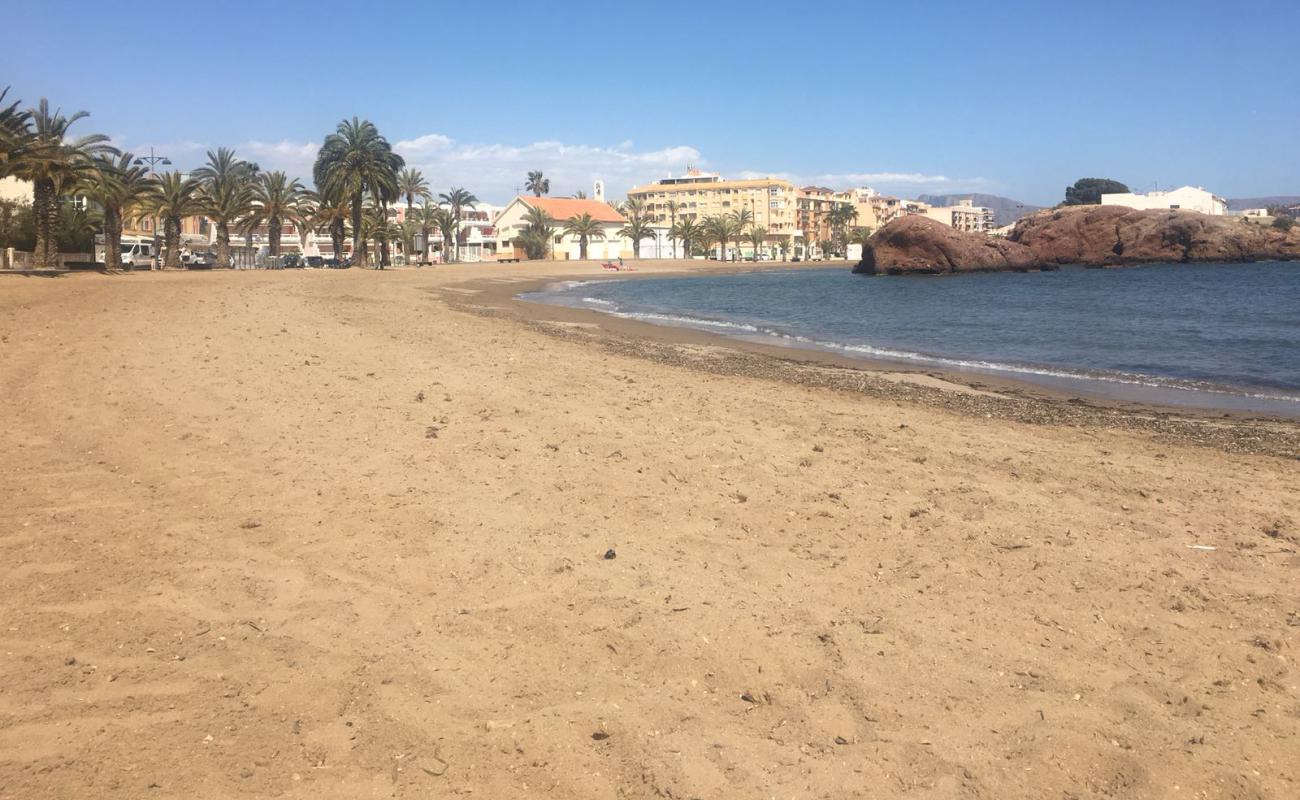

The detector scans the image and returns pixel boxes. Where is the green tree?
[149,171,202,269]
[312,188,350,265]
[438,187,477,262]
[78,153,159,270]
[670,216,701,258]
[194,148,257,268]
[5,97,113,267]
[518,205,556,260]
[397,168,430,259]
[314,117,402,268]
[618,198,658,258]
[525,170,549,197]
[245,171,307,260]
[746,225,768,260]
[429,206,457,262]
[1064,178,1129,206]
[562,212,606,260]
[663,199,680,257]
[702,214,740,260]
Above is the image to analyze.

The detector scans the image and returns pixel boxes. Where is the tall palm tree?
[6,98,113,268]
[562,213,605,260]
[312,188,350,264]
[438,187,477,262]
[397,168,430,259]
[525,170,549,197]
[746,225,768,260]
[518,205,556,260]
[731,206,754,234]
[78,153,158,270]
[670,217,701,258]
[397,167,430,210]
[409,203,442,264]
[0,87,32,175]
[429,206,457,262]
[313,117,402,268]
[664,199,680,258]
[149,171,202,269]
[194,148,256,267]
[702,214,740,261]
[618,197,659,258]
[245,171,306,260]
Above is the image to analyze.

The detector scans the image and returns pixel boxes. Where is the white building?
[1100,185,1227,216]
[495,196,634,261]
[924,199,996,234]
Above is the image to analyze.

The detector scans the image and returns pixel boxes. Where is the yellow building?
[627,169,797,257]
[628,169,857,259]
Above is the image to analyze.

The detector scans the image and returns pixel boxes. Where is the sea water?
[523,262,1300,415]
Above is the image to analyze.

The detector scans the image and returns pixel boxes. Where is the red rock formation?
[1010,206,1300,265]
[852,216,1039,275]
[855,206,1300,274]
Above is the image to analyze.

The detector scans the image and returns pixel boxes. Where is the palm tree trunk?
[379,201,390,268]
[350,193,364,267]
[579,236,587,260]
[268,215,281,257]
[164,216,181,269]
[216,222,231,270]
[32,177,59,269]
[332,219,344,264]
[103,206,123,271]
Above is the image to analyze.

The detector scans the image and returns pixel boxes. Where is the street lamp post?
[133,147,171,268]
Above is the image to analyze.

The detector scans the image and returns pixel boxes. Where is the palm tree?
[525,170,549,197]
[149,171,202,269]
[562,213,605,260]
[312,189,350,265]
[571,190,587,199]
[664,199,680,257]
[438,187,477,262]
[397,167,430,210]
[245,171,306,260]
[0,87,32,175]
[746,225,768,260]
[731,206,754,235]
[77,153,158,270]
[702,214,740,261]
[194,148,256,267]
[827,204,859,257]
[518,206,557,260]
[397,168,430,259]
[314,117,402,268]
[618,197,657,259]
[6,98,113,267]
[670,217,701,258]
[429,206,457,262]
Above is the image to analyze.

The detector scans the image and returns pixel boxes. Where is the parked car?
[281,253,303,268]
[305,255,324,268]
[188,251,217,269]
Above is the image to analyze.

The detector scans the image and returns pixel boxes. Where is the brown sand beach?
[1,262,1297,799]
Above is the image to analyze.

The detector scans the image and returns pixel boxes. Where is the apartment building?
[925,199,995,234]
[627,169,798,253]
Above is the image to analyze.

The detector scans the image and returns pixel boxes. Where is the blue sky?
[5,0,1298,205]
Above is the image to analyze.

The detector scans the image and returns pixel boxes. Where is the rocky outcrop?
[852,216,1040,275]
[1009,205,1300,265]
[854,206,1300,275]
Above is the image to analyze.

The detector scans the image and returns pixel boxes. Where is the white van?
[96,239,156,269]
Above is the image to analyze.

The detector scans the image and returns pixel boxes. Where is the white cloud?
[735,169,992,194]
[392,136,702,202]
[238,139,320,175]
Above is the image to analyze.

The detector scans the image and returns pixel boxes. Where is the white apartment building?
[924,199,996,233]
[1100,185,1227,216]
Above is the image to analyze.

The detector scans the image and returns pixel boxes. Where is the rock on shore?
[852,216,1039,275]
[855,205,1300,274]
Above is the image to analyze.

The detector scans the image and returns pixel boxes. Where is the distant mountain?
[916,193,1044,227]
[1226,196,1300,211]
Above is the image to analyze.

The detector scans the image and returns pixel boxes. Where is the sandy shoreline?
[444,265,1300,459]
[2,263,1298,799]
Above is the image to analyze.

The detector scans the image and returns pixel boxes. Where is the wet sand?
[1,262,1297,799]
